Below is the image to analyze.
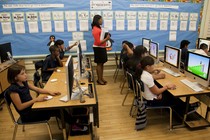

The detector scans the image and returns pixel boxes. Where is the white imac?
[142,38,151,51]
[198,38,210,51]
[149,41,159,63]
[164,45,181,73]
[185,51,210,88]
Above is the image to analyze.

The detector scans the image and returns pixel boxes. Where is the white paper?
[80,40,87,51]
[104,20,113,30]
[189,20,197,31]
[41,21,52,32]
[170,20,178,30]
[116,20,125,30]
[78,11,89,20]
[72,32,84,41]
[100,27,109,41]
[180,12,189,21]
[52,11,64,20]
[115,11,125,20]
[39,11,51,21]
[169,31,177,41]
[127,11,137,20]
[180,21,187,31]
[102,11,113,19]
[90,0,112,10]
[149,12,159,20]
[139,20,147,30]
[0,12,11,22]
[26,12,38,21]
[15,22,25,33]
[1,22,12,34]
[138,11,148,20]
[170,12,179,20]
[67,20,77,31]
[12,12,24,22]
[149,20,157,30]
[65,11,76,20]
[90,11,102,20]
[160,20,168,30]
[69,41,78,52]
[160,12,169,20]
[79,20,89,31]
[28,21,38,33]
[54,21,64,32]
[127,20,136,30]
[190,13,198,21]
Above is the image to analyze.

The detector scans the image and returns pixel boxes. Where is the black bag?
[135,99,147,130]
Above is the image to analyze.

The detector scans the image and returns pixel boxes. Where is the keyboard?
[180,79,203,92]
[162,68,180,77]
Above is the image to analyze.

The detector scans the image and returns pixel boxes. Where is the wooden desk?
[156,66,210,129]
[32,58,98,140]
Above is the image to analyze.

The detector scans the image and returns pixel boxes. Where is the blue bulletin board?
[0,0,204,56]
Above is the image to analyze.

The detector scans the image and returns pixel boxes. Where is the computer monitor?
[149,41,159,63]
[198,38,210,52]
[142,38,151,51]
[77,42,83,78]
[65,55,74,101]
[0,42,12,63]
[164,45,181,73]
[185,51,210,88]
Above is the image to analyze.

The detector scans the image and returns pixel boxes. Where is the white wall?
[200,0,210,38]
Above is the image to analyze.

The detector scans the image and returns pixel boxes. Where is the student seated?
[194,43,208,56]
[47,35,55,47]
[55,39,78,59]
[42,45,63,82]
[135,56,200,115]
[180,40,190,65]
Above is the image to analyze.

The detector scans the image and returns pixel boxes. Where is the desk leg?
[60,109,67,140]
[183,96,190,125]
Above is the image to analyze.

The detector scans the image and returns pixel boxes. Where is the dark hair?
[49,35,55,39]
[180,40,190,49]
[200,43,208,50]
[91,15,102,29]
[133,45,147,57]
[49,45,59,53]
[55,39,64,46]
[135,56,154,79]
[7,64,25,84]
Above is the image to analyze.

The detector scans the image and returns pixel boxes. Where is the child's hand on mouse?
[36,96,48,102]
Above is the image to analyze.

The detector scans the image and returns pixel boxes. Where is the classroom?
[0,0,210,140]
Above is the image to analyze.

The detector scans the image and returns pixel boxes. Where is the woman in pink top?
[91,15,110,85]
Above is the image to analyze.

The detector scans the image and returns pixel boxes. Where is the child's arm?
[66,42,78,51]
[149,83,176,95]
[28,83,61,96]
[56,55,63,67]
[122,43,133,56]
[10,92,47,111]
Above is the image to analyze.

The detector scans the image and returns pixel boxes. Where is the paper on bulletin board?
[52,11,64,20]
[127,20,136,30]
[0,12,11,22]
[159,12,169,20]
[160,20,168,30]
[72,32,84,41]
[169,31,177,41]
[1,22,12,34]
[79,20,89,31]
[54,21,64,32]
[180,21,187,31]
[149,12,159,20]
[115,11,125,20]
[103,11,113,19]
[189,21,197,31]
[90,11,102,20]
[41,21,52,32]
[65,11,76,20]
[80,40,87,51]
[69,40,78,52]
[138,11,148,20]
[116,20,125,30]
[39,11,51,21]
[127,11,136,20]
[139,20,147,30]
[28,21,38,33]
[149,20,157,30]
[78,11,89,20]
[67,20,77,31]
[104,20,113,30]
[26,12,38,21]
[90,0,112,10]
[12,12,24,22]
[170,12,179,20]
[180,12,189,21]
[15,22,25,34]
[170,20,178,30]
[190,13,198,21]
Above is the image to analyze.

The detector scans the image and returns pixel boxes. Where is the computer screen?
[149,41,159,62]
[77,42,83,78]
[164,45,181,73]
[0,42,12,63]
[185,51,210,87]
[65,55,74,101]
[198,38,210,51]
[142,38,151,51]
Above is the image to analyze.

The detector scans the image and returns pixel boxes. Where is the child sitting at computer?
[194,43,209,56]
[135,56,200,115]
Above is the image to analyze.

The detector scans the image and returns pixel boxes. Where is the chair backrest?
[121,59,127,77]
[135,79,145,102]
[33,68,44,88]
[114,52,119,67]
[34,60,44,71]
[126,70,137,95]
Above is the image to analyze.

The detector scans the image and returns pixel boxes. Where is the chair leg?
[113,68,117,79]
[114,69,119,83]
[12,124,18,140]
[120,78,126,94]
[129,97,135,116]
[122,90,130,106]
[22,125,25,132]
[169,107,173,130]
[56,117,62,130]
[46,122,53,140]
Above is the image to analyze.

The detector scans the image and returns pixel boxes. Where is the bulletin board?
[0,0,204,56]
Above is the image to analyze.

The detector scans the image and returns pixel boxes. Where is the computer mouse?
[44,95,53,100]
[50,79,58,82]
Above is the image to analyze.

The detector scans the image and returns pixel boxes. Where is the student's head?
[180,40,190,49]
[7,64,26,84]
[49,45,60,56]
[49,35,55,42]
[91,15,102,29]
[55,39,64,48]
[122,40,134,51]
[133,45,148,58]
[135,56,154,79]
[200,43,209,54]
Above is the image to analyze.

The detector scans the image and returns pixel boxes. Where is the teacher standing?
[91,15,110,85]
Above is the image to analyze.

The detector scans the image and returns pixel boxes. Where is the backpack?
[135,99,147,130]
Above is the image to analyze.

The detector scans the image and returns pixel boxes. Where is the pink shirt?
[92,26,106,47]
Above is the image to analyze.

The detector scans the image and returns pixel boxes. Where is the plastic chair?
[120,60,127,94]
[4,91,53,140]
[133,80,173,130]
[113,52,121,82]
